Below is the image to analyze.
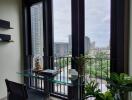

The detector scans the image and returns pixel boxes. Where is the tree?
[85,51,110,78]
[95,51,108,59]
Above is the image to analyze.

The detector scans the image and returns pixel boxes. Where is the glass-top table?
[17,69,85,100]
[17,69,84,86]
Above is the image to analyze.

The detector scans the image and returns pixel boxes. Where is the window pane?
[53,0,71,57]
[85,0,111,92]
[31,3,43,69]
[53,0,71,95]
[85,0,110,52]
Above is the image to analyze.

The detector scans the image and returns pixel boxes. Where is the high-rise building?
[85,36,91,53]
[31,3,43,56]
[90,41,96,49]
[54,42,69,57]
[68,35,72,53]
[68,35,91,53]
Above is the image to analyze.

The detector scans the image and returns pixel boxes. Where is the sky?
[53,0,110,48]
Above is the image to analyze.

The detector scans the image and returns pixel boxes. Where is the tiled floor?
[27,90,62,100]
[3,90,62,100]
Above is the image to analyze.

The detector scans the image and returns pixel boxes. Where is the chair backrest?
[5,79,28,100]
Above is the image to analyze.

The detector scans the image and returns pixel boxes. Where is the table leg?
[44,76,51,100]
[68,79,84,100]
[68,85,79,100]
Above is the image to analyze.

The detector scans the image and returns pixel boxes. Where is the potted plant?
[73,54,89,77]
[84,80,114,100]
[106,73,132,100]
[84,73,132,100]
[34,57,42,71]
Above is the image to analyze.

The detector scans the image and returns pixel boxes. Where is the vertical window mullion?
[71,0,85,69]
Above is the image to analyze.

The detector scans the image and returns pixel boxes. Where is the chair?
[5,79,44,100]
[5,79,28,100]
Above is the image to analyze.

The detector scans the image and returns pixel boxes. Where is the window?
[85,0,111,92]
[23,0,129,99]
[30,3,44,69]
[53,0,71,95]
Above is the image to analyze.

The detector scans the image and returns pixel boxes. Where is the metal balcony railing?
[27,56,110,99]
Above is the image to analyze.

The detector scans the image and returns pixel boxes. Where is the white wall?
[0,0,23,99]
